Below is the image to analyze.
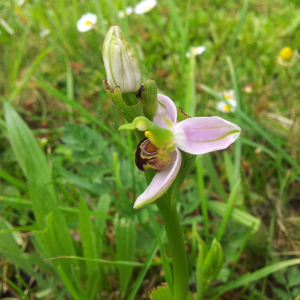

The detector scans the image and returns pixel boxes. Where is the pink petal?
[134,148,182,209]
[153,94,177,129]
[174,116,241,155]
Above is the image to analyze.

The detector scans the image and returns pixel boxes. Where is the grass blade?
[203,153,227,202]
[207,200,260,232]
[148,206,173,290]
[207,259,300,298]
[78,197,99,279]
[216,179,241,241]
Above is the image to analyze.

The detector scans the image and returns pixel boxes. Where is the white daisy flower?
[186,46,206,58]
[118,11,125,18]
[126,6,134,15]
[220,90,235,100]
[134,0,157,14]
[216,99,237,113]
[39,28,51,37]
[77,13,97,32]
[118,7,134,18]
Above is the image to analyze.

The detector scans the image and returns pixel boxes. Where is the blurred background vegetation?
[0,0,300,299]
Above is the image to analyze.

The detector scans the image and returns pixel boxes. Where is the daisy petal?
[174,116,241,155]
[153,94,177,128]
[134,148,181,209]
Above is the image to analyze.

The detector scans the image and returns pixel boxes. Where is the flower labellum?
[77,13,97,32]
[119,94,241,209]
[103,26,142,93]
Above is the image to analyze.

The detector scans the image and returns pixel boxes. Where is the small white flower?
[217,90,236,113]
[186,46,206,58]
[134,0,157,14]
[39,28,51,37]
[77,13,97,32]
[18,0,25,6]
[118,11,125,18]
[220,90,235,100]
[118,7,133,18]
[216,99,237,113]
[126,6,134,15]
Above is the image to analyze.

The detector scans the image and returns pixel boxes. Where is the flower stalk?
[156,195,189,300]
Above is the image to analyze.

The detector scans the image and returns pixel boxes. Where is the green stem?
[156,195,188,300]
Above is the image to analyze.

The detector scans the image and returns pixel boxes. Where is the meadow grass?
[1,0,300,299]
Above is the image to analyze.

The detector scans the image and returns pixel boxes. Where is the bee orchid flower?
[119,94,241,209]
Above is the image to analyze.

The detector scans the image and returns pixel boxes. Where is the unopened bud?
[202,238,223,287]
[103,26,142,93]
[141,80,158,121]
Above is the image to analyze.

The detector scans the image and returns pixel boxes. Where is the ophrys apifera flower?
[120,94,241,208]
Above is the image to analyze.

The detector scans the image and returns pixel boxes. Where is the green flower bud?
[202,238,223,287]
[196,235,208,298]
[103,26,142,93]
[141,80,158,121]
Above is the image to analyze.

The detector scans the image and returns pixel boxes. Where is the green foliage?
[114,216,138,299]
[149,284,173,300]
[1,0,300,299]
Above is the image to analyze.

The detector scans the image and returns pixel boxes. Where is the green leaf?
[202,239,223,287]
[207,259,300,298]
[0,218,45,285]
[287,266,300,287]
[207,200,260,232]
[57,265,83,300]
[148,206,173,289]
[4,102,55,201]
[196,234,208,299]
[95,194,111,253]
[203,153,227,202]
[114,216,137,298]
[78,197,100,278]
[149,284,173,300]
[127,238,161,300]
[216,179,241,241]
[33,212,78,276]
